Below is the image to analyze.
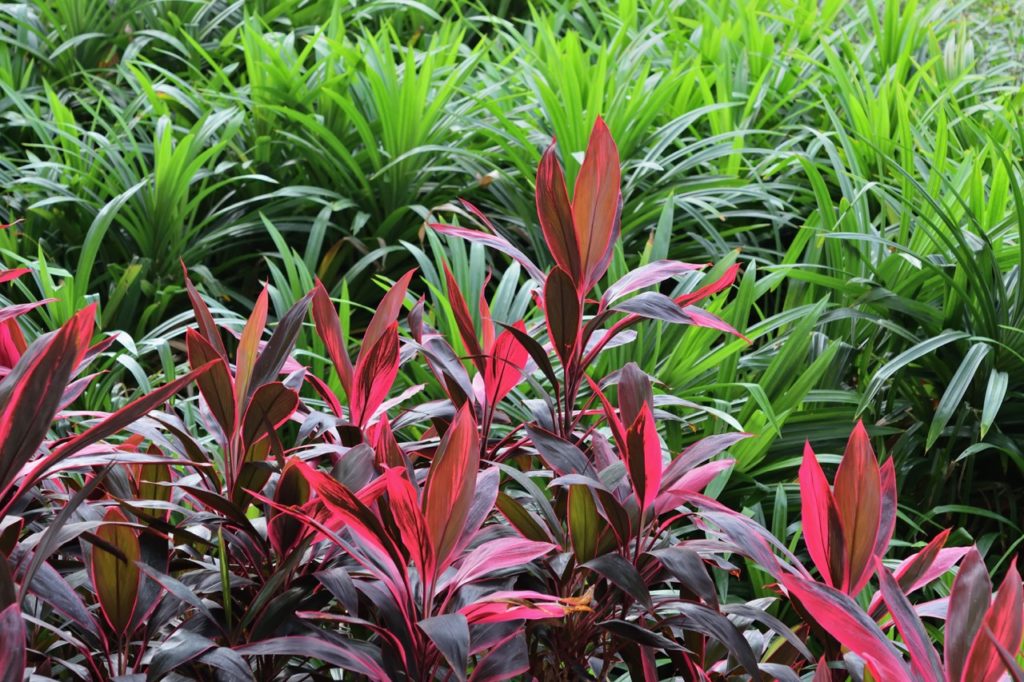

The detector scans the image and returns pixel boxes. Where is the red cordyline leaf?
[269,458,311,557]
[800,422,895,595]
[878,560,945,681]
[625,403,661,511]
[442,261,486,375]
[573,116,622,292]
[0,268,29,285]
[459,590,580,625]
[799,441,845,589]
[780,573,913,682]
[422,404,480,574]
[429,222,546,285]
[484,322,528,407]
[868,529,968,616]
[351,322,400,426]
[182,263,228,360]
[91,507,141,636]
[362,269,416,364]
[0,304,95,501]
[234,284,269,402]
[311,278,355,396]
[0,602,25,679]
[186,329,236,439]
[450,538,555,590]
[240,382,298,451]
[536,139,581,284]
[601,260,707,307]
[835,421,886,594]
[961,559,1023,682]
[544,267,581,368]
[383,467,433,583]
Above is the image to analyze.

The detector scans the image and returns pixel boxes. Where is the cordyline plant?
[1,117,1022,682]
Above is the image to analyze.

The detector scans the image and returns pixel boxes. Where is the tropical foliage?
[0,0,1022,678]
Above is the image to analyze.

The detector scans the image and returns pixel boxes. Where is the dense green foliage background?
[2,0,1023,560]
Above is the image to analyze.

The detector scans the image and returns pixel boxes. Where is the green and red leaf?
[90,507,141,636]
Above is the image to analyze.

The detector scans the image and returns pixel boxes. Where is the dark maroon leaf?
[0,602,25,681]
[467,632,530,682]
[650,547,718,609]
[947,548,992,681]
[543,267,581,368]
[247,291,313,397]
[525,425,595,477]
[583,553,652,610]
[418,614,469,682]
[599,618,683,651]
[877,562,943,681]
[536,140,581,285]
[235,636,386,678]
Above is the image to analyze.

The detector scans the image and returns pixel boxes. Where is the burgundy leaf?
[484,322,529,407]
[443,262,485,375]
[0,603,25,679]
[602,260,705,306]
[0,305,95,498]
[536,140,581,285]
[422,404,479,571]
[186,329,236,439]
[429,224,546,285]
[311,279,355,395]
[544,267,581,368]
[946,549,992,681]
[625,404,661,511]
[418,614,469,682]
[962,559,1023,682]
[780,573,912,682]
[878,561,944,681]
[572,117,622,291]
[90,507,141,636]
[240,382,299,452]
[799,441,845,590]
[246,290,313,397]
[451,538,555,589]
[351,322,400,426]
[234,285,269,401]
[835,421,883,595]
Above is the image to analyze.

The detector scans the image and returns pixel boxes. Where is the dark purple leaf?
[418,614,469,682]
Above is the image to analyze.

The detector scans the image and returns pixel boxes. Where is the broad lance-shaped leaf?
[962,559,1023,682]
[269,458,310,557]
[484,322,529,407]
[383,468,432,583]
[0,603,25,681]
[240,382,299,451]
[418,614,469,682]
[429,223,546,285]
[350,322,400,426]
[780,573,912,682]
[450,538,555,589]
[942,548,991,679]
[246,289,313,396]
[0,304,95,498]
[442,261,485,375]
[625,404,661,511]
[601,260,705,306]
[536,139,581,284]
[234,284,269,402]
[91,507,141,636]
[572,116,621,292]
[544,267,581,368]
[422,404,479,573]
[311,278,354,395]
[361,268,416,363]
[835,421,885,594]
[186,329,236,440]
[878,561,944,682]
[799,441,846,589]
